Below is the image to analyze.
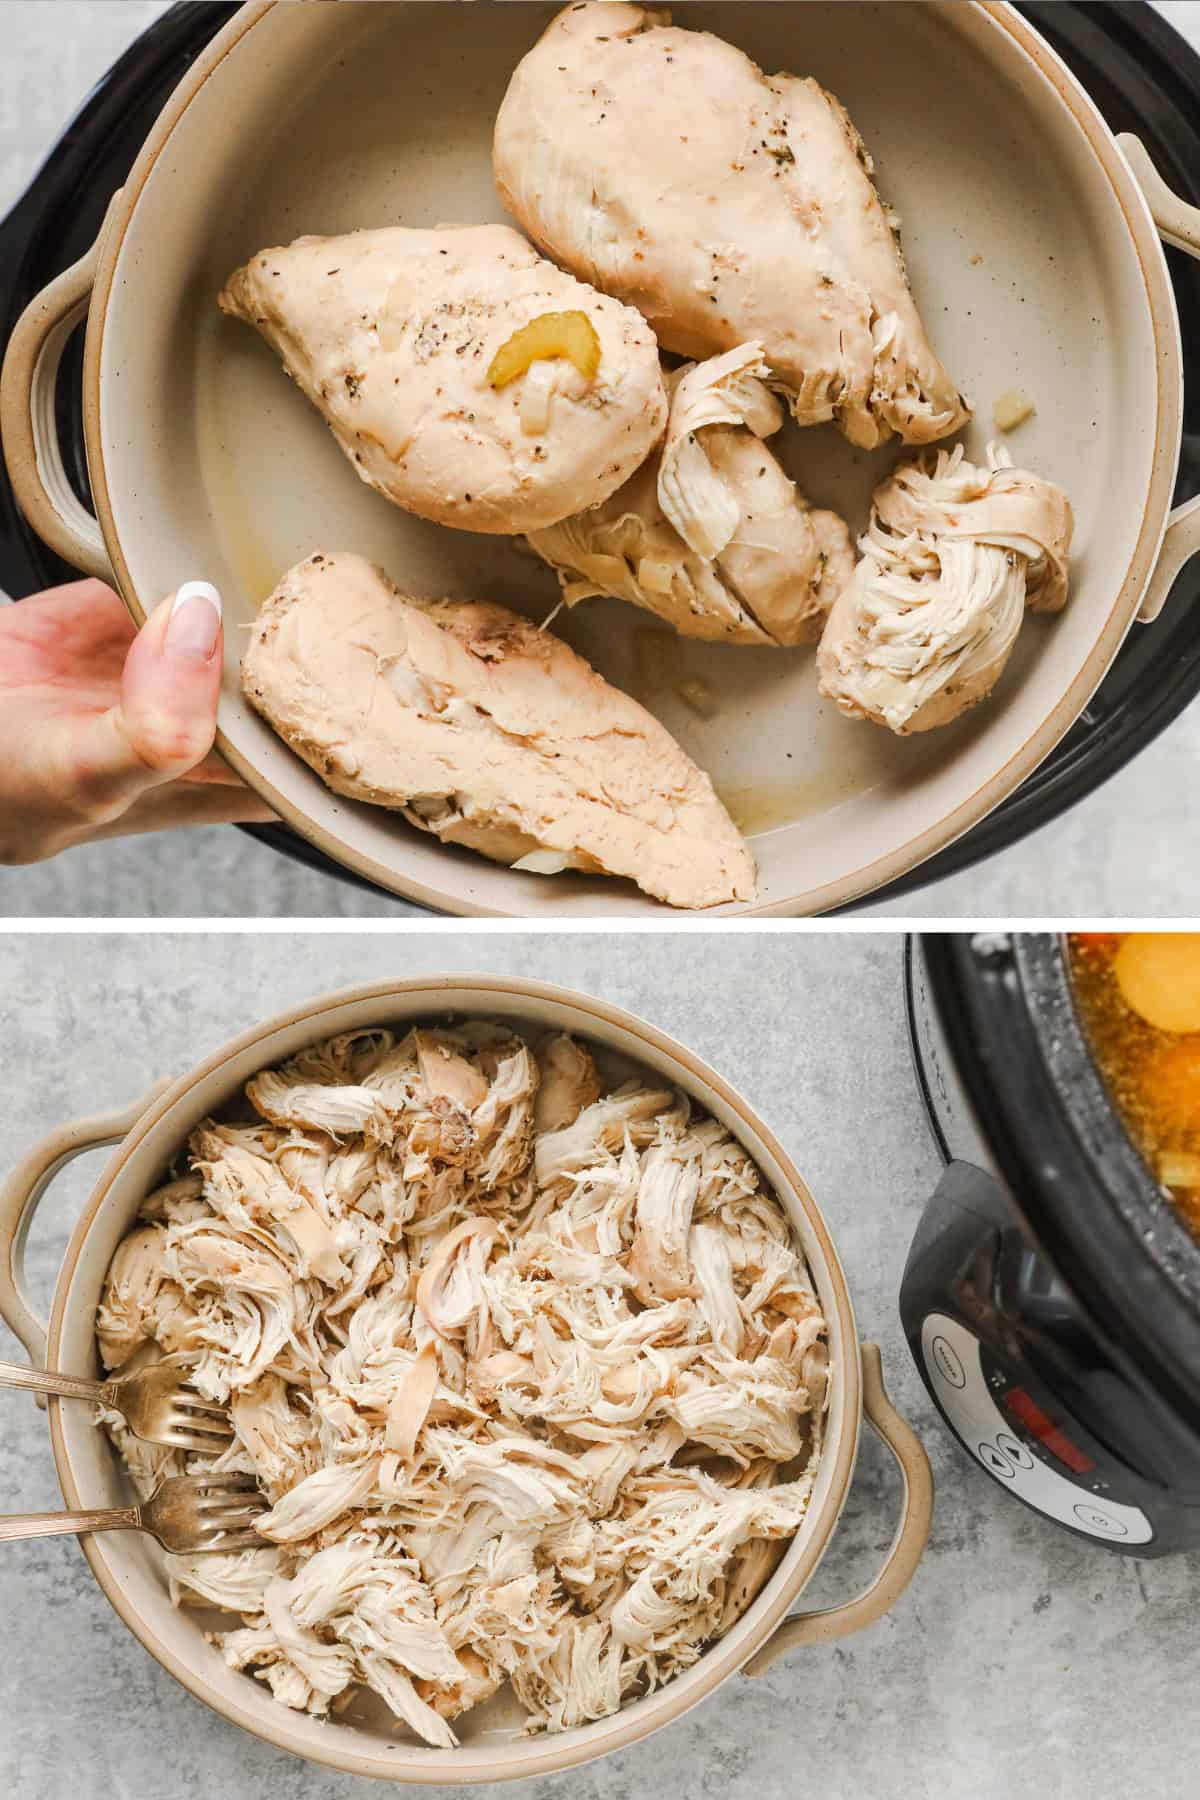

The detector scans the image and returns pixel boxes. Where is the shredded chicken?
[816,444,1075,733]
[98,1022,827,1743]
[528,345,853,645]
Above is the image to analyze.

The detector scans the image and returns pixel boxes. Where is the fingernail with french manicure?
[165,580,222,663]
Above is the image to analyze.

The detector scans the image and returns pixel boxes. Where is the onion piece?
[488,311,601,390]
[519,359,558,435]
[1158,1151,1200,1190]
[512,849,572,875]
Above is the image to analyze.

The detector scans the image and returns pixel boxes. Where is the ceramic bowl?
[0,975,931,1781]
[8,2,1198,913]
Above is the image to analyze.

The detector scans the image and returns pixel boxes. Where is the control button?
[919,1314,1154,1545]
[996,1431,1035,1472]
[931,1335,966,1388]
[1073,1503,1129,1538]
[979,1441,1016,1479]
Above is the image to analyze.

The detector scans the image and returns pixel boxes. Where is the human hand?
[0,578,275,864]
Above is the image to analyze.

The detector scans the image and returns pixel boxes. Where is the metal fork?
[0,1355,234,1453]
[0,1474,268,1551]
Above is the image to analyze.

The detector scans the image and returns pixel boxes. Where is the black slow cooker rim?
[918,932,1200,1423]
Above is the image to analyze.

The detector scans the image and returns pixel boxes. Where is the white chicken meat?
[817,444,1074,734]
[528,343,853,645]
[241,550,755,909]
[494,3,969,451]
[99,1021,827,1744]
[219,223,667,534]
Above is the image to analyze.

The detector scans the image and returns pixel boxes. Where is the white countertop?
[1,930,1198,1800]
[3,1,1200,919]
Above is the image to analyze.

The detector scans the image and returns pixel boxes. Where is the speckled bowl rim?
[79,0,1183,916]
[42,976,864,1783]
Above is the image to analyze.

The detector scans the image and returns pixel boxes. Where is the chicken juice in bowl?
[94,1009,831,1746]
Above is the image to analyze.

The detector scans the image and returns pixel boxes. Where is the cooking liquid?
[717,776,866,837]
[193,353,282,613]
[1068,935,1200,1236]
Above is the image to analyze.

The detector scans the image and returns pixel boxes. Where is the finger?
[86,782,277,845]
[182,750,255,790]
[64,582,226,818]
[16,578,137,661]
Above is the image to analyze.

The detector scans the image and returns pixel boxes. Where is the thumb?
[71,582,226,818]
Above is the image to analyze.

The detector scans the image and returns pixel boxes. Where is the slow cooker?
[903,933,1200,1557]
[4,1,1200,911]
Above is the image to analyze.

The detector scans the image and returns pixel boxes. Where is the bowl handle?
[0,191,124,584]
[1115,135,1200,623]
[742,1343,933,1676]
[0,1080,173,1369]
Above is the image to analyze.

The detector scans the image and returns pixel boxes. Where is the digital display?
[1004,1387,1095,1475]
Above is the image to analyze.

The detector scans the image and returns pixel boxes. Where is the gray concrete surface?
[1,932,1196,1800]
[4,1,1200,918]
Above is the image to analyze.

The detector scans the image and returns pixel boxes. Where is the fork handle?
[0,1358,115,1405]
[0,1505,140,1542]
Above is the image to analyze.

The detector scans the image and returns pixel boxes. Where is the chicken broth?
[1068,934,1200,1235]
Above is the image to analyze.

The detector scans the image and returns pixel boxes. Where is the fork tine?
[193,1476,264,1504]
[168,1473,258,1497]
[173,1396,233,1421]
[193,1489,264,1513]
[202,1487,267,1511]
[168,1415,235,1441]
[157,1427,236,1453]
[193,1529,265,1552]
[207,1507,268,1530]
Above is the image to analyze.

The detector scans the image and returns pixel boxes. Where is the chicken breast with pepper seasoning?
[817,445,1074,734]
[242,551,756,909]
[494,3,969,451]
[219,223,668,534]
[528,343,854,645]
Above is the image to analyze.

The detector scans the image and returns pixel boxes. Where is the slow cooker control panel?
[920,1314,1153,1545]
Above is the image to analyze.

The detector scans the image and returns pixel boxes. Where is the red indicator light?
[1004,1387,1053,1434]
[1004,1388,1095,1475]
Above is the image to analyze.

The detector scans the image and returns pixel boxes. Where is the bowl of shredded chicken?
[95,1015,831,1749]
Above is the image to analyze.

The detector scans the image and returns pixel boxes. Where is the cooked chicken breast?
[817,445,1074,734]
[528,344,853,644]
[494,3,968,451]
[241,551,755,908]
[219,223,668,534]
